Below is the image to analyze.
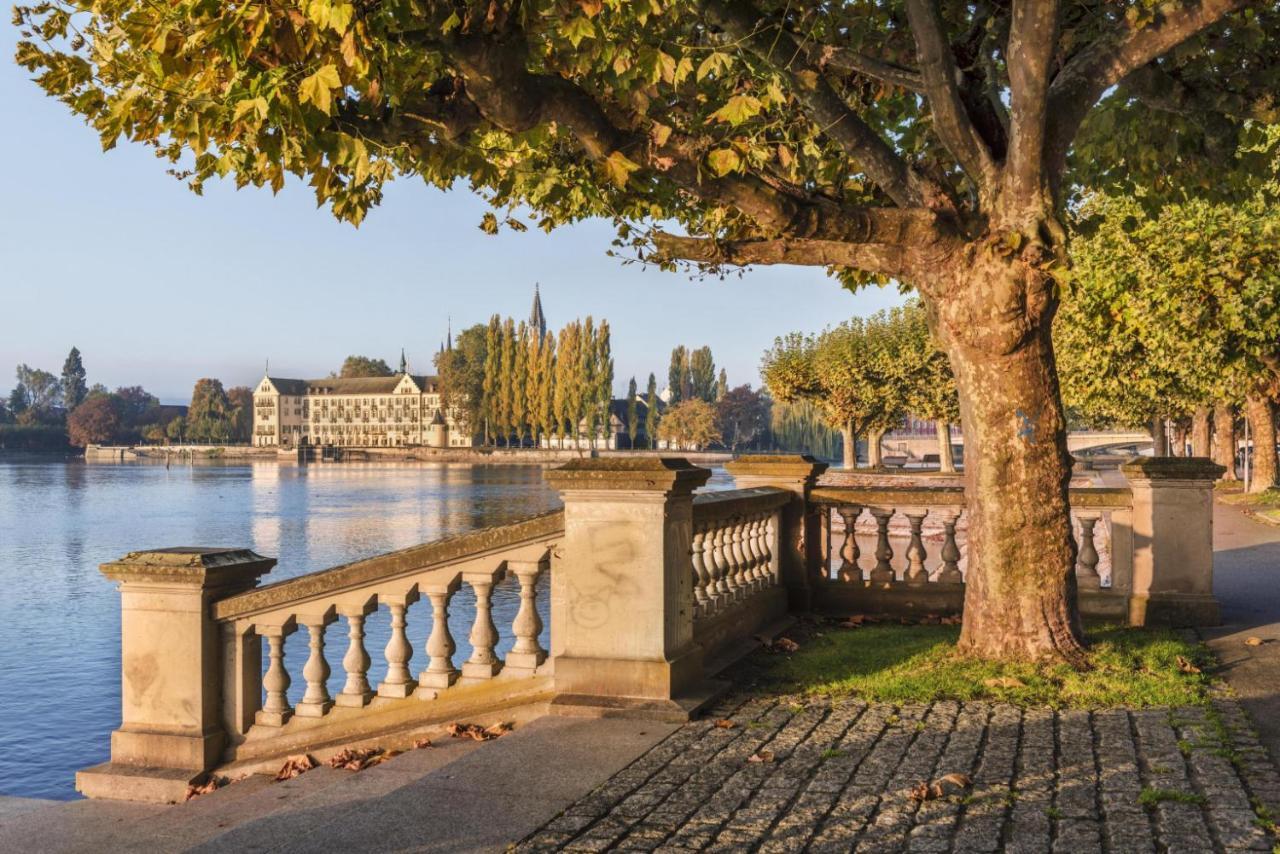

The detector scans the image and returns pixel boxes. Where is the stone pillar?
[723,454,829,609]
[544,458,711,717]
[1121,457,1223,626]
[78,548,274,803]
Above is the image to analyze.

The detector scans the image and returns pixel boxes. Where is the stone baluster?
[734,518,753,591]
[505,558,548,673]
[937,510,964,583]
[336,598,377,707]
[295,608,336,717]
[836,505,863,583]
[747,516,766,589]
[718,524,740,600]
[763,513,779,585]
[903,509,930,585]
[704,522,725,605]
[256,621,295,726]
[1074,511,1103,591]
[869,508,896,587]
[690,525,712,615]
[462,570,503,680]
[417,578,460,696]
[377,591,419,699]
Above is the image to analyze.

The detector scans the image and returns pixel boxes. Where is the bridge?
[880,429,1153,462]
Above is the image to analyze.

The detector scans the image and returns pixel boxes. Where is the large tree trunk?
[1246,393,1277,494]
[840,423,856,470]
[1213,403,1238,481]
[1171,421,1188,456]
[1191,407,1211,458]
[1150,416,1168,456]
[867,429,884,468]
[936,421,956,473]
[934,250,1085,665]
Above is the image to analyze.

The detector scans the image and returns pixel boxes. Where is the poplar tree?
[554,322,579,445]
[645,374,660,450]
[481,315,502,446]
[667,347,688,405]
[716,368,729,402]
[578,318,597,447]
[497,318,517,445]
[512,321,530,444]
[596,320,615,445]
[61,347,87,412]
[626,377,639,448]
[538,332,557,446]
[690,346,716,402]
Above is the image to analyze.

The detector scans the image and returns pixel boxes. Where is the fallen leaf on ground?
[982,676,1027,690]
[184,775,227,801]
[747,750,775,764]
[1245,637,1266,647]
[413,738,434,750]
[908,772,972,801]
[773,637,800,653]
[447,721,513,741]
[1176,655,1201,674]
[329,747,385,771]
[275,754,317,781]
[940,615,962,625]
[920,614,942,625]
[838,615,866,628]
[713,719,737,729]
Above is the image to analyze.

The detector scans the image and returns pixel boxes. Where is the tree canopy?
[338,355,394,378]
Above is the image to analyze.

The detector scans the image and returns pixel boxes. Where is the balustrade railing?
[689,489,788,620]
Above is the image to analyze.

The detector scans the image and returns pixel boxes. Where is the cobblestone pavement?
[518,694,1280,853]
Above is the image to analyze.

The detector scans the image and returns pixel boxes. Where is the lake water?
[0,455,732,800]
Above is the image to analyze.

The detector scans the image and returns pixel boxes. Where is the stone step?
[2,715,676,853]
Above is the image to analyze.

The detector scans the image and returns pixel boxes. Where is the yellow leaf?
[711,94,763,126]
[602,150,641,188]
[649,122,672,148]
[706,148,740,177]
[697,52,731,81]
[298,64,341,115]
[233,96,268,123]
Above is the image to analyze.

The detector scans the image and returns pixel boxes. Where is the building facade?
[252,372,473,449]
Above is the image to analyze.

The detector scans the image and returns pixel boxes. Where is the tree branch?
[904,0,997,194]
[653,234,912,277]
[812,45,924,92]
[1044,0,1250,179]
[1004,0,1060,212]
[699,0,953,212]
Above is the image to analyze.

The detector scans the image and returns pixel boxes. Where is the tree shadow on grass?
[730,622,1213,709]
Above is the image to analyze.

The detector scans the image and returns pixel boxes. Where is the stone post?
[544,458,711,718]
[77,548,274,803]
[723,454,829,609]
[1121,457,1223,626]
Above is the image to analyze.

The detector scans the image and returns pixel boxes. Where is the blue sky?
[0,24,904,405]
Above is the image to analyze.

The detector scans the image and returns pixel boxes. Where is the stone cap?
[1120,456,1226,482]
[725,454,829,482]
[544,457,711,494]
[101,547,275,590]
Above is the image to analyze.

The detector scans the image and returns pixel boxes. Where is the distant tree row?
[762,301,960,470]
[666,345,726,405]
[436,315,614,447]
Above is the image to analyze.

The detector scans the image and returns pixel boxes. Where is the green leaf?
[560,16,596,48]
[298,64,341,115]
[602,150,641,188]
[441,11,461,34]
[233,96,269,123]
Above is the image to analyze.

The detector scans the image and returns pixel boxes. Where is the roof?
[263,375,439,395]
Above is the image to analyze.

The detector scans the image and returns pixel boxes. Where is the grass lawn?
[738,622,1213,709]
[1215,484,1280,525]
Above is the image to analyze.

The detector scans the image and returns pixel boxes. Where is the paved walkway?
[1202,502,1280,766]
[517,693,1279,852]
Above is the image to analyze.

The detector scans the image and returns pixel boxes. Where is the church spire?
[399,348,407,374]
[447,316,453,351]
[529,284,547,339]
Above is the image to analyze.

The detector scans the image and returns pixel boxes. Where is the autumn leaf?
[696,51,732,81]
[447,721,513,741]
[560,16,596,49]
[275,754,317,781]
[747,749,775,763]
[713,719,737,729]
[1245,636,1266,646]
[413,738,434,750]
[1176,655,1201,674]
[982,676,1027,689]
[706,148,741,177]
[711,94,763,126]
[576,0,604,17]
[602,151,641,188]
[328,747,385,771]
[773,637,800,653]
[184,775,227,801]
[297,64,341,115]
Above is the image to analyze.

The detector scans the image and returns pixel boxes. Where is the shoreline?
[82,444,737,466]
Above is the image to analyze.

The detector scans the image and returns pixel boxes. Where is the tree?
[667,347,689,405]
[689,346,716,402]
[896,302,961,472]
[227,386,254,443]
[535,332,557,445]
[511,321,530,444]
[554,322,581,444]
[436,323,488,437]
[1057,193,1280,491]
[717,385,771,451]
[626,377,639,448]
[24,0,1276,660]
[658,399,721,451]
[595,320,615,445]
[165,416,186,443]
[61,347,87,411]
[113,386,160,426]
[645,373,660,449]
[7,384,27,418]
[67,394,122,447]
[482,315,502,445]
[497,317,518,445]
[15,365,61,419]
[338,356,393,378]
[715,368,729,402]
[772,398,841,459]
[187,378,231,442]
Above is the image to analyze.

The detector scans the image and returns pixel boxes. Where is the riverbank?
[100,444,737,466]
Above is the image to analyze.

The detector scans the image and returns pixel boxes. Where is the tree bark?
[934,252,1085,665]
[867,428,884,468]
[1213,402,1238,481]
[1150,416,1168,456]
[1191,407,1211,458]
[841,423,856,470]
[1246,393,1277,494]
[1171,423,1187,456]
[936,421,956,473]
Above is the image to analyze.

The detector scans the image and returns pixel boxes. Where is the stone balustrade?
[78,454,1221,804]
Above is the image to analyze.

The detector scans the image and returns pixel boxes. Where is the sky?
[0,23,905,405]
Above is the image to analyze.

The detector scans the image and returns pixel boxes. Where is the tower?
[529,284,547,340]
[399,348,407,374]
